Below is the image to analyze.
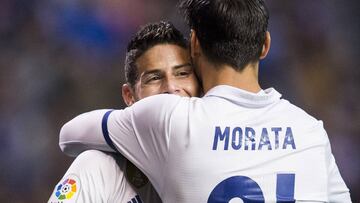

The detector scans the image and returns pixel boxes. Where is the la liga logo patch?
[55,178,77,200]
[52,174,80,202]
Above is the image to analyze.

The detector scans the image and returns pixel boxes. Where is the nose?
[162,77,181,95]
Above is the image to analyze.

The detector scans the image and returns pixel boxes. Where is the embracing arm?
[59,94,181,159]
[59,109,115,157]
[59,94,185,191]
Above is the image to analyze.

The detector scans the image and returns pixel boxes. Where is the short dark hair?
[179,0,269,71]
[125,21,188,88]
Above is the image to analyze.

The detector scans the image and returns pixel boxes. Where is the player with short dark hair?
[59,0,351,202]
[125,21,188,88]
[49,21,200,203]
[180,0,268,71]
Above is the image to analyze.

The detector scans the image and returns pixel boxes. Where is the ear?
[190,29,201,58]
[260,31,271,59]
[122,84,136,106]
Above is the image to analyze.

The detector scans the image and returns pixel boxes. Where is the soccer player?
[59,0,352,202]
[48,21,200,203]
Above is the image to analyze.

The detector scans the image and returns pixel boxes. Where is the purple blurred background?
[0,0,358,202]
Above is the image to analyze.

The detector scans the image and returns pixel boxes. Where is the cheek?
[138,86,162,99]
[182,77,200,97]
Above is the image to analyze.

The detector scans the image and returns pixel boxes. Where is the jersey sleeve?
[48,150,139,203]
[59,109,116,157]
[105,94,183,189]
[59,94,184,190]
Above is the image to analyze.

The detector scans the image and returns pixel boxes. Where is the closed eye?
[175,70,192,77]
[174,64,193,78]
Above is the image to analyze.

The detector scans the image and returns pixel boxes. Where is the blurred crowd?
[0,0,358,202]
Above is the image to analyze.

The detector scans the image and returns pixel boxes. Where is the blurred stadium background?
[0,0,358,202]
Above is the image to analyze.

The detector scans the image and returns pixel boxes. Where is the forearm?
[59,109,115,157]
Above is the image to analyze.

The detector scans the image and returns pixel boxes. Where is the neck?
[200,60,261,93]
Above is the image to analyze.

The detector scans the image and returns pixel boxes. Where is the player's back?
[161,85,350,202]
[59,85,351,202]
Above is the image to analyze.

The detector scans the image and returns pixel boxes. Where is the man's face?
[122,44,201,105]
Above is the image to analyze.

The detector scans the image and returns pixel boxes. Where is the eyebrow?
[141,69,162,76]
[173,63,192,70]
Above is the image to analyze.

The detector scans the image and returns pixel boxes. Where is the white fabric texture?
[60,85,351,202]
[48,150,160,203]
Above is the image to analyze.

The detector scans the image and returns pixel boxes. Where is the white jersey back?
[48,150,161,203]
[105,85,350,202]
[70,85,351,202]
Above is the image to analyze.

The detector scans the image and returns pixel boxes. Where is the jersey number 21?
[208,174,295,203]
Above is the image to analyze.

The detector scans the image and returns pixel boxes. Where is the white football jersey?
[48,150,161,203]
[60,85,351,202]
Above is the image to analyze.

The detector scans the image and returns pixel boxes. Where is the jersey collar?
[204,85,282,108]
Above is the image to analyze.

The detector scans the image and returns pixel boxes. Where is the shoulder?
[278,98,321,124]
[49,151,134,202]
[76,150,121,161]
[76,150,124,164]
[68,151,129,193]
[68,150,127,175]
[276,98,328,142]
[123,94,193,121]
[131,94,186,111]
